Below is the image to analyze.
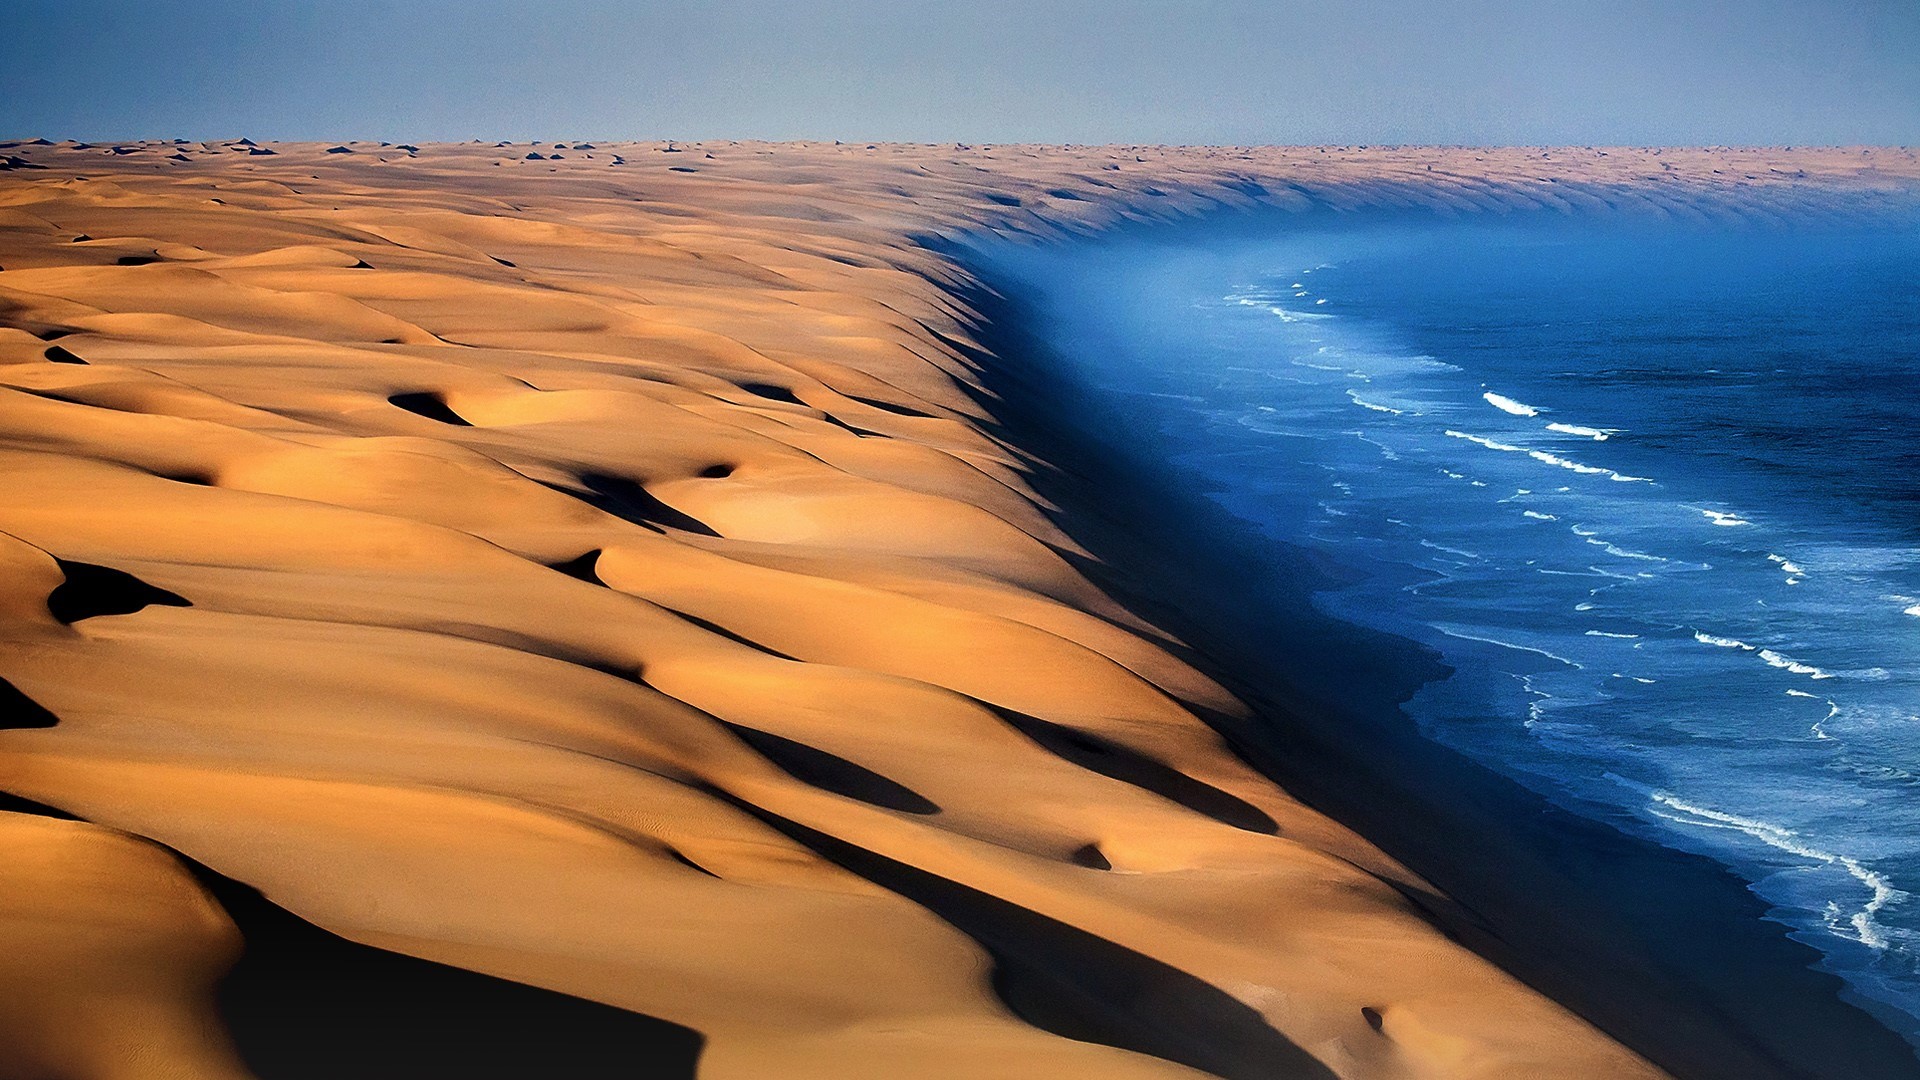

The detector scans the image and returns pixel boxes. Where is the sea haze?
[972,210,1920,1045]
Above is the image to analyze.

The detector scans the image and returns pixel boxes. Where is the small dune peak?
[1070,843,1112,871]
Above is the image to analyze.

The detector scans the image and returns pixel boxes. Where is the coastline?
[2,140,1918,1078]
[945,242,1920,1079]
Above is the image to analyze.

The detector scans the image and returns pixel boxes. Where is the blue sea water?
[974,214,1920,1043]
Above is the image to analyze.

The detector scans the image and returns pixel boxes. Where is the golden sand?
[2,139,1916,1079]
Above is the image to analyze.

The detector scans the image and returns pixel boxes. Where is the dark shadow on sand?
[722,722,940,815]
[988,705,1277,835]
[722,794,1337,1080]
[46,559,191,624]
[200,870,704,1080]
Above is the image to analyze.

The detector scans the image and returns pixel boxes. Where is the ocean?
[971,210,1920,1047]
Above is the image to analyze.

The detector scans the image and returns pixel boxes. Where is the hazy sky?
[3,0,1917,146]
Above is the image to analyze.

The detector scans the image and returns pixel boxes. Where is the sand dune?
[2,139,1916,1079]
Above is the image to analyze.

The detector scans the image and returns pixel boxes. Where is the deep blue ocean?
[977,213,1920,1044]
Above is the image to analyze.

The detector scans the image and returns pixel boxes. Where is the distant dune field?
[1,139,1914,1080]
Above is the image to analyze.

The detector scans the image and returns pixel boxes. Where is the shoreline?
[945,238,1920,1080]
[4,141,1919,1077]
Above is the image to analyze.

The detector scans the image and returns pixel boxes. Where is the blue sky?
[3,0,1916,145]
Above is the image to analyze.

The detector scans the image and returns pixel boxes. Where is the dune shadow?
[0,779,702,1076]
[660,607,799,661]
[849,395,935,418]
[388,391,472,426]
[0,786,78,818]
[987,706,1277,835]
[562,474,720,537]
[0,677,58,730]
[737,382,804,406]
[548,550,606,585]
[198,870,703,1080]
[727,797,1333,1080]
[46,559,191,625]
[722,722,939,815]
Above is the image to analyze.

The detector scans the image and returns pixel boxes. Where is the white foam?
[1314,298,1328,305]
[1701,509,1751,527]
[1546,422,1615,440]
[1420,540,1483,561]
[1758,649,1834,679]
[1256,303,1332,323]
[1433,625,1582,668]
[1346,390,1403,415]
[1446,429,1527,453]
[1587,538,1668,562]
[1785,692,1842,740]
[1351,433,1400,461]
[1444,430,1652,483]
[1694,631,1755,650]
[1905,604,1920,618]
[1645,791,1903,951]
[1585,630,1641,639]
[1484,391,1539,417]
[1537,450,1614,475]
[1522,510,1558,521]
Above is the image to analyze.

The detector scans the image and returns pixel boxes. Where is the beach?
[2,139,1918,1079]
